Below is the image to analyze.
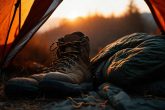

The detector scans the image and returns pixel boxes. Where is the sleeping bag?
[91,33,165,95]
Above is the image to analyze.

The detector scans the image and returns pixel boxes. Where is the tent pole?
[0,0,21,80]
[19,0,21,31]
[3,0,21,56]
[1,0,21,65]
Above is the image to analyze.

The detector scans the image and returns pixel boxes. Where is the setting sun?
[52,0,150,19]
[66,11,82,20]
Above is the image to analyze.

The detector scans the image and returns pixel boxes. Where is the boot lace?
[42,41,82,73]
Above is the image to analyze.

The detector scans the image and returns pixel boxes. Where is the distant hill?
[141,13,157,32]
[141,13,155,23]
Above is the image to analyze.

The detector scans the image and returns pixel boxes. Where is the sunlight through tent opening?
[52,0,150,20]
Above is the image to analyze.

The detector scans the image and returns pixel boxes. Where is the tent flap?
[145,0,165,34]
[0,0,62,67]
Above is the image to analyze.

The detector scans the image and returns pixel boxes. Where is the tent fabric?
[0,0,35,63]
[145,0,165,34]
[0,0,15,46]
[0,0,16,60]
[0,0,62,67]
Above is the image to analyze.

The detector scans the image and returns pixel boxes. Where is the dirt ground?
[0,84,62,110]
[0,84,53,110]
[0,99,47,110]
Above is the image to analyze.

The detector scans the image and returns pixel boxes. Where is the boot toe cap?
[5,77,39,98]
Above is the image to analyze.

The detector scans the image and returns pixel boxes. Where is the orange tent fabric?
[145,0,165,34]
[0,0,62,67]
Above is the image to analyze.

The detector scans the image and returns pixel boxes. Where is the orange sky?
[38,0,151,33]
[51,0,150,20]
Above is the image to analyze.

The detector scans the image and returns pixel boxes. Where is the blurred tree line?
[13,0,157,66]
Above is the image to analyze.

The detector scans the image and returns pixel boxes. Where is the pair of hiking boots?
[5,32,92,98]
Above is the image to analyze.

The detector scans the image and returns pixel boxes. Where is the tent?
[145,0,165,34]
[0,0,164,69]
[0,0,62,68]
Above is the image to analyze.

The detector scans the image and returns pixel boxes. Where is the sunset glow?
[52,0,150,19]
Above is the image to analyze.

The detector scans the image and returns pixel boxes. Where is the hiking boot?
[40,32,91,95]
[4,73,46,98]
[43,32,90,83]
[4,32,91,97]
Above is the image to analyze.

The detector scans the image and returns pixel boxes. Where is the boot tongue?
[60,32,85,53]
[63,32,84,42]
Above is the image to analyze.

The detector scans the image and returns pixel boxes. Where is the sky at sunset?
[38,0,152,32]
[52,0,150,19]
